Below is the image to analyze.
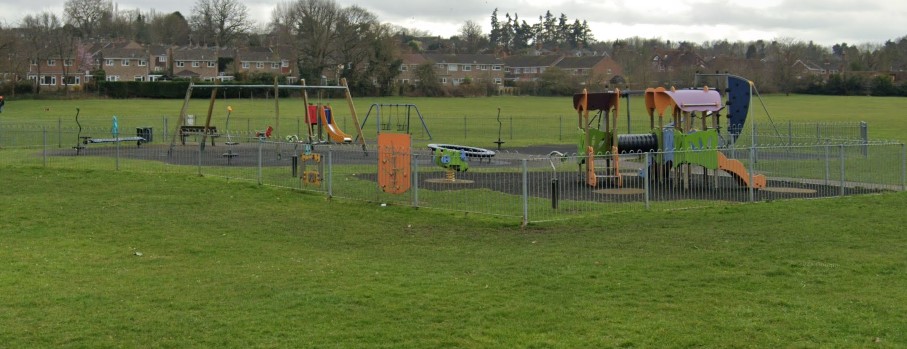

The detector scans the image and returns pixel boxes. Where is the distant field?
[1,93,905,144]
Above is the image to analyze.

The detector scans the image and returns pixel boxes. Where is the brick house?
[397,53,504,87]
[502,55,562,82]
[96,41,150,82]
[554,55,624,86]
[233,47,287,77]
[26,52,87,91]
[171,46,219,81]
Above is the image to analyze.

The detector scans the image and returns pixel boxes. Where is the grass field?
[2,167,906,347]
[2,93,906,146]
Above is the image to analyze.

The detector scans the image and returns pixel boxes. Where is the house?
[397,54,504,87]
[554,54,623,86]
[651,49,707,72]
[792,59,839,79]
[148,45,170,81]
[503,55,563,82]
[234,47,287,78]
[26,50,87,91]
[171,46,219,81]
[96,41,150,82]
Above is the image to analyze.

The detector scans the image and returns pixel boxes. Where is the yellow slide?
[321,106,352,143]
[717,151,766,189]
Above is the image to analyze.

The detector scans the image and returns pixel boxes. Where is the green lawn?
[2,167,906,347]
[3,94,906,146]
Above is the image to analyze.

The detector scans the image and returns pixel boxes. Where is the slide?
[717,151,766,189]
[321,107,352,143]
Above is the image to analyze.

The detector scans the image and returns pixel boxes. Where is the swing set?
[358,103,432,140]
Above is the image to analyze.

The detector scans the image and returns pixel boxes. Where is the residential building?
[554,55,623,86]
[172,46,219,81]
[503,55,562,82]
[97,41,149,82]
[26,50,87,91]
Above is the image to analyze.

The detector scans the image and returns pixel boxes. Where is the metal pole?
[645,152,651,210]
[257,138,263,185]
[788,120,792,146]
[839,144,845,197]
[901,143,906,192]
[198,140,203,176]
[748,145,755,202]
[412,153,419,207]
[509,116,513,140]
[42,127,47,167]
[463,116,467,140]
[824,144,830,186]
[860,121,868,157]
[521,159,529,226]
[327,148,333,198]
[58,117,62,148]
[559,116,563,142]
[116,135,121,171]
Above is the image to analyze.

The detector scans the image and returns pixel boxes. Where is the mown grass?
[2,166,906,347]
[3,94,906,147]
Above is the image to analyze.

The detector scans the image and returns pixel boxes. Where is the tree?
[21,12,62,95]
[150,12,191,45]
[63,0,111,38]
[190,0,253,47]
[489,9,502,50]
[458,20,484,54]
[413,62,442,96]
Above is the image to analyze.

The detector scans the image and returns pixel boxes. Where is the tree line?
[1,0,907,97]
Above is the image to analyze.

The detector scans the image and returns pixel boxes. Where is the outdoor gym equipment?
[222,106,239,164]
[74,111,147,154]
[493,107,505,150]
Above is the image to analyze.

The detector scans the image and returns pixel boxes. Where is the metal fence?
[1,123,903,224]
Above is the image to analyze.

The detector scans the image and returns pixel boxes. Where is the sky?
[1,0,905,47]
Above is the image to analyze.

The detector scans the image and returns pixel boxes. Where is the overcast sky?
[2,0,905,47]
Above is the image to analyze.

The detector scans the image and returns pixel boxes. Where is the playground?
[8,73,906,222]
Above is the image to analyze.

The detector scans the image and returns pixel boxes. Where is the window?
[192,61,200,67]
[514,68,522,74]
[208,61,216,68]
[448,64,458,71]
[281,60,289,68]
[63,59,73,67]
[30,59,37,65]
[492,65,502,71]
[256,62,264,69]
[271,63,279,69]
[400,65,408,71]
[41,75,56,85]
[494,78,502,84]
[138,60,147,67]
[134,76,145,81]
[401,79,409,84]
[607,68,612,75]
[441,78,447,84]
[106,59,114,66]
[106,75,120,81]
[242,62,250,69]
[462,65,472,71]
[122,59,130,66]
[47,59,56,66]
[176,61,185,67]
[158,56,167,63]
[63,76,80,84]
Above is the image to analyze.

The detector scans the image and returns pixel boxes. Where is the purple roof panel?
[664,89,722,112]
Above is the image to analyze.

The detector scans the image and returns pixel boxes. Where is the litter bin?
[136,127,153,143]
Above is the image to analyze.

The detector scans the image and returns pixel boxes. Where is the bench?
[74,134,146,155]
[179,125,219,146]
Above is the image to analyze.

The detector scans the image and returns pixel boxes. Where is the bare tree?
[21,13,63,95]
[190,0,253,48]
[64,0,112,39]
[150,11,191,45]
[458,20,484,53]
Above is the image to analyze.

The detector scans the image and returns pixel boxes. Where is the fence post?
[901,143,906,192]
[412,153,419,207]
[559,116,563,142]
[748,145,756,202]
[327,148,333,198]
[824,144,830,186]
[163,117,168,140]
[257,139,263,184]
[509,116,513,140]
[58,117,62,148]
[521,159,529,226]
[839,144,845,197]
[644,152,651,210]
[788,120,792,146]
[860,121,868,157]
[42,127,47,167]
[116,135,121,171]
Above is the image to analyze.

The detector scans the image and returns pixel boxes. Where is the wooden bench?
[179,125,219,146]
